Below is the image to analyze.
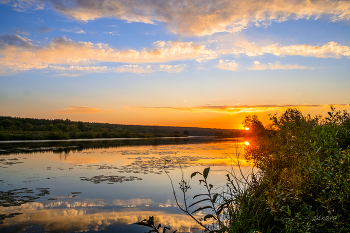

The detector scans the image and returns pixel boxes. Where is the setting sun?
[244,141,250,146]
[245,127,250,130]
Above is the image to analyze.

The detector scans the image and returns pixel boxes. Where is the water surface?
[0,137,252,233]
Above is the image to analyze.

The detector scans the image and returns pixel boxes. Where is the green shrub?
[237,107,350,232]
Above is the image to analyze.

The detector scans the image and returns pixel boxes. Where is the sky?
[0,0,350,129]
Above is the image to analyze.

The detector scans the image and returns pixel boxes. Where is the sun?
[245,127,250,130]
[244,141,250,146]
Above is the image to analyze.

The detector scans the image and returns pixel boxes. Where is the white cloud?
[226,41,350,58]
[249,61,314,70]
[216,59,238,71]
[61,28,86,34]
[115,64,186,74]
[3,0,350,36]
[0,35,211,75]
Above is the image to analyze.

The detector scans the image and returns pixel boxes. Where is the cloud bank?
[227,41,350,58]
[0,35,211,75]
[1,34,349,76]
[3,0,350,36]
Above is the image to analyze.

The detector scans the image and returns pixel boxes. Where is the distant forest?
[0,116,243,141]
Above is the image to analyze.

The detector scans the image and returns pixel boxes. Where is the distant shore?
[0,135,199,144]
[0,116,243,141]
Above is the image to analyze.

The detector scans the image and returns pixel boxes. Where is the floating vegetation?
[36,188,50,196]
[76,154,228,176]
[0,188,51,209]
[0,156,24,166]
[80,175,142,184]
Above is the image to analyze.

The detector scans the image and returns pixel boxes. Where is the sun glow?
[245,127,250,130]
[244,141,250,146]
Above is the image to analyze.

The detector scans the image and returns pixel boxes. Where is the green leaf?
[134,221,152,227]
[191,171,201,178]
[193,193,208,199]
[188,198,211,208]
[204,214,217,221]
[212,193,219,203]
[134,216,155,228]
[217,203,226,214]
[203,167,210,179]
[191,205,212,214]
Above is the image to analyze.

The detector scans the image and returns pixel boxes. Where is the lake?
[0,137,252,233]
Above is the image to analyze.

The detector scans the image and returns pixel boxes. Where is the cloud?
[38,27,54,33]
[2,0,45,12]
[54,106,113,114]
[1,36,214,64]
[2,0,350,36]
[226,41,350,58]
[0,34,34,48]
[0,199,198,233]
[216,59,238,71]
[0,35,213,75]
[49,65,108,71]
[130,104,350,115]
[61,28,86,34]
[1,34,349,76]
[13,30,30,35]
[249,61,314,70]
[115,64,186,74]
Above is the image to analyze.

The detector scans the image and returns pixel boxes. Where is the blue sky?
[0,0,350,128]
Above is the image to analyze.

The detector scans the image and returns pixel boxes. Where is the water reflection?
[1,199,202,233]
[0,137,250,232]
[0,188,51,224]
[0,137,219,155]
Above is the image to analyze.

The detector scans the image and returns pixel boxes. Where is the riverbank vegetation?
[141,107,350,232]
[0,116,241,141]
[229,107,350,232]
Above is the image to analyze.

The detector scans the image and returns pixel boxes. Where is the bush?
[237,107,350,232]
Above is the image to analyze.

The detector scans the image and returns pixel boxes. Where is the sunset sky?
[0,0,350,129]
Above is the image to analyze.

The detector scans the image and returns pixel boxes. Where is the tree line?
[0,116,243,140]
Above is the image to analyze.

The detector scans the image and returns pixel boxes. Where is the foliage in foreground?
[232,107,350,232]
[135,216,177,233]
[138,107,350,233]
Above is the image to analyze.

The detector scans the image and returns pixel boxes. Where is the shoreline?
[0,135,227,144]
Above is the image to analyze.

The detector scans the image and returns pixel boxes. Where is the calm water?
[0,137,252,233]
